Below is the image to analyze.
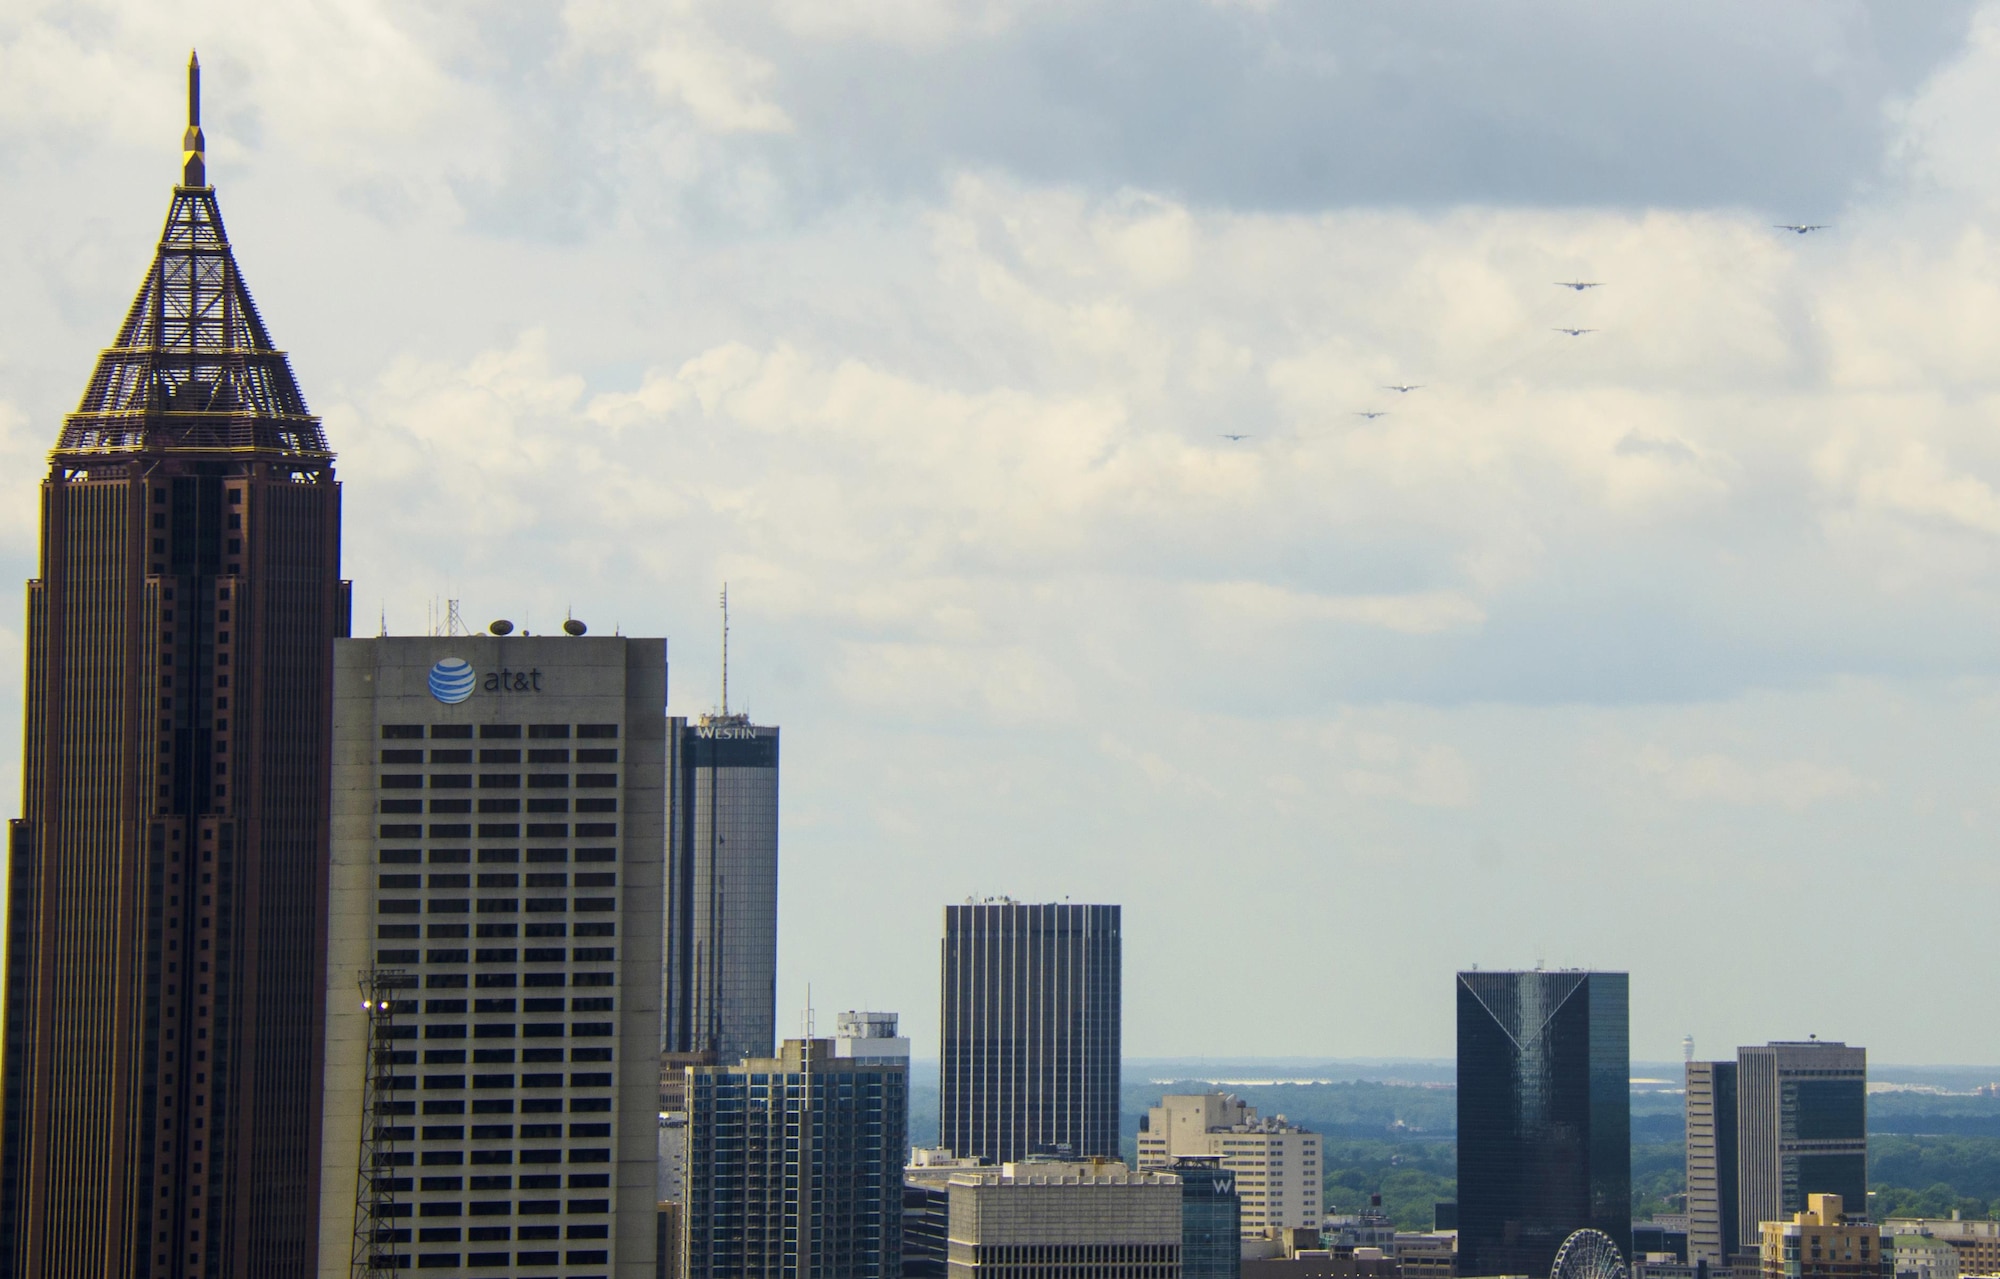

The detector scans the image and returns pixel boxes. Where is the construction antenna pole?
[719,583,729,716]
[351,969,410,1278]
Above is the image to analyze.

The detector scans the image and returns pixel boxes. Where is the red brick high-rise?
[1,55,347,1278]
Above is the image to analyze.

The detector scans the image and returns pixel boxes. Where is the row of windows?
[374,1124,611,1140]
[372,1176,604,1194]
[405,973,610,989]
[378,822,617,840]
[380,897,617,914]
[378,925,613,941]
[384,748,618,764]
[383,723,617,740]
[371,1250,608,1269]
[375,947,616,964]
[382,848,615,865]
[381,773,619,789]
[383,1072,614,1089]
[973,1245,1179,1263]
[380,799,618,817]
[381,1095,608,1114]
[381,872,615,888]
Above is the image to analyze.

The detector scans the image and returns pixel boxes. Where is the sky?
[2,0,1999,1065]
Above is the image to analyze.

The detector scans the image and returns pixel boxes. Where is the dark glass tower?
[939,901,1120,1164]
[682,1039,907,1279]
[2,58,346,1278]
[1456,970,1630,1278]
[663,714,779,1066]
[1175,1157,1242,1279]
[1735,1041,1866,1245]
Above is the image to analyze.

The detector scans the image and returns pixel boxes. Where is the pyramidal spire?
[56,55,328,466]
[183,50,205,187]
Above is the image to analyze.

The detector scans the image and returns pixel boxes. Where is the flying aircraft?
[1219,433,1251,441]
[1384,384,1424,393]
[1553,327,1595,337]
[1354,411,1389,420]
[1775,224,1828,235]
[1555,281,1603,291]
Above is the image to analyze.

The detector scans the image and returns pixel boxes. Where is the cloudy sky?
[3,0,1999,1065]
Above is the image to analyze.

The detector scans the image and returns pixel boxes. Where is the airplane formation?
[1213,222,1831,443]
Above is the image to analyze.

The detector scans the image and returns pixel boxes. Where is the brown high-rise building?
[1,57,348,1278]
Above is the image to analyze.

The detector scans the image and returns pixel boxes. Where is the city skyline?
[7,7,2000,1065]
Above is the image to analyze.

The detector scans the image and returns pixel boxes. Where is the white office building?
[1136,1093,1322,1236]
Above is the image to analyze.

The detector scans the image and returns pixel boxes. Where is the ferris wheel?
[1550,1229,1629,1279]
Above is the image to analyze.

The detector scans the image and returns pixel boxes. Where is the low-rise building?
[1176,1157,1242,1279]
[1138,1094,1323,1235]
[946,1159,1182,1277]
[1889,1234,1962,1279]
[1760,1194,1881,1279]
[1884,1219,2000,1278]
[907,1149,992,1279]
[1394,1232,1459,1279]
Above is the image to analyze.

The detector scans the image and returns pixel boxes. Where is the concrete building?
[944,1160,1181,1278]
[318,631,668,1277]
[664,713,779,1068]
[681,1037,907,1279]
[1137,1094,1322,1235]
[1759,1195,1880,1279]
[907,1149,993,1279]
[1738,1042,1867,1248]
[1457,970,1630,1279]
[941,901,1121,1164]
[1688,1059,1741,1265]
[836,1009,912,1066]
[1889,1234,1962,1279]
[1393,1233,1459,1279]
[1883,1219,2000,1278]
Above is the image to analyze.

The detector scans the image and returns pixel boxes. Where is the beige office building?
[1137,1094,1322,1235]
[1760,1195,1881,1279]
[1885,1219,2000,1278]
[947,1161,1182,1277]
[318,633,667,1279]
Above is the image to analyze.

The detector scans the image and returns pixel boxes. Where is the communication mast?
[719,583,729,716]
[350,969,410,1278]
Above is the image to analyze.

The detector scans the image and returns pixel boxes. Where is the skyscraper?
[316,631,667,1276]
[1174,1157,1242,1279]
[1736,1041,1866,1244]
[940,901,1121,1165]
[2,57,347,1277]
[663,714,779,1067]
[1687,1058,1740,1265]
[681,1037,908,1279]
[1456,969,1630,1278]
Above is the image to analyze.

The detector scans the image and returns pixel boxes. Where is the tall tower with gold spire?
[1,54,347,1278]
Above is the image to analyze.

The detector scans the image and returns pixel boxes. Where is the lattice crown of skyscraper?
[58,56,326,462]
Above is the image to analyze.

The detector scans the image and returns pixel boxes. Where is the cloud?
[1637,747,1865,812]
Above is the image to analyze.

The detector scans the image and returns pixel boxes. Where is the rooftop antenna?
[445,599,468,638]
[182,51,205,188]
[719,583,729,716]
[378,605,388,639]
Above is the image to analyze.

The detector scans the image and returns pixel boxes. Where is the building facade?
[1688,1059,1741,1264]
[2,59,348,1278]
[1759,1195,1879,1279]
[1456,969,1631,1279]
[944,1161,1181,1279]
[1882,1219,2000,1278]
[1137,1094,1321,1235]
[1174,1157,1241,1279]
[663,714,778,1068]
[316,633,667,1278]
[1737,1042,1867,1251]
[680,1038,907,1279]
[940,901,1121,1164]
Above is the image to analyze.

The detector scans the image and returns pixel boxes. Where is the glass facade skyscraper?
[681,1038,906,1279]
[1456,970,1630,1279]
[664,715,778,1067]
[1735,1041,1866,1246]
[1175,1157,1242,1279]
[939,902,1121,1164]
